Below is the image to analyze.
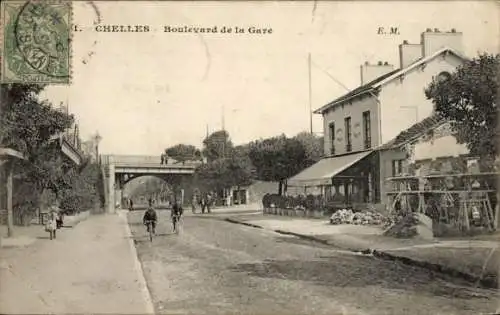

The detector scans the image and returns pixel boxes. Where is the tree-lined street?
[127,210,498,315]
[1,3,499,314]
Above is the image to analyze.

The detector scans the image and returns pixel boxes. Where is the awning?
[287,151,373,187]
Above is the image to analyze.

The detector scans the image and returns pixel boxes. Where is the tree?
[195,158,228,193]
[165,144,201,164]
[202,130,233,162]
[293,131,324,167]
[127,176,171,203]
[425,53,499,163]
[1,84,73,153]
[195,142,254,199]
[248,135,308,195]
[1,84,74,220]
[59,159,103,213]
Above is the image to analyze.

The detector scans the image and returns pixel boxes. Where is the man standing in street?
[171,198,184,233]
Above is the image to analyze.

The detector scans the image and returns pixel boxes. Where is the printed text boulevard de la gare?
[73,24,273,34]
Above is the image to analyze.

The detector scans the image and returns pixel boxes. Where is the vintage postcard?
[0,1,499,314]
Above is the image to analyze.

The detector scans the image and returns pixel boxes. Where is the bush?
[59,161,101,214]
[261,193,328,211]
[60,194,83,215]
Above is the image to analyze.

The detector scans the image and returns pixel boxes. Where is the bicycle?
[145,220,155,242]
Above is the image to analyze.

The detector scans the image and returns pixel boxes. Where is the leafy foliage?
[165,143,201,164]
[195,134,254,193]
[195,155,253,192]
[1,84,75,205]
[292,131,323,167]
[1,84,73,155]
[1,84,104,218]
[59,161,103,213]
[248,135,308,194]
[425,53,499,160]
[127,176,171,201]
[202,130,233,162]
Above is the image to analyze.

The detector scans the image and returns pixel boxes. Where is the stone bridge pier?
[101,155,200,213]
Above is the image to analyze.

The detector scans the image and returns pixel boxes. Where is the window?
[392,159,404,177]
[362,111,371,149]
[328,122,335,155]
[344,117,352,152]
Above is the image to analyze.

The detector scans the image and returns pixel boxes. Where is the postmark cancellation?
[1,0,72,84]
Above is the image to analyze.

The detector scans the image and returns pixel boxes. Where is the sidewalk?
[192,202,262,216]
[0,212,154,314]
[226,214,500,289]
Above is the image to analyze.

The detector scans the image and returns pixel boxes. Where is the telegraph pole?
[221,105,226,159]
[308,53,313,134]
[221,105,225,131]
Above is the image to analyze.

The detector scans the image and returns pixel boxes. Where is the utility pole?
[221,105,225,159]
[308,53,313,134]
[221,105,225,131]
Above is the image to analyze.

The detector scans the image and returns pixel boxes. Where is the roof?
[287,150,373,187]
[378,114,448,150]
[314,48,468,114]
[313,69,399,114]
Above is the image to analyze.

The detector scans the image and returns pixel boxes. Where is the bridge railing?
[101,155,202,168]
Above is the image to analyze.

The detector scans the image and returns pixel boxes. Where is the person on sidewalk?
[56,210,64,229]
[45,209,58,240]
[143,200,158,235]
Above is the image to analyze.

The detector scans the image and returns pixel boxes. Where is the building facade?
[288,28,468,207]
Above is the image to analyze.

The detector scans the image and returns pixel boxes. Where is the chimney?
[399,40,423,68]
[360,61,395,85]
[420,28,463,57]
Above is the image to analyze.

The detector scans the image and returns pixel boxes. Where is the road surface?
[128,210,498,315]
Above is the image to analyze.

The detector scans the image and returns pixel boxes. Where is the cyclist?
[143,200,158,235]
[171,199,184,233]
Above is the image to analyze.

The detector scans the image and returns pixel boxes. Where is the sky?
[41,1,499,155]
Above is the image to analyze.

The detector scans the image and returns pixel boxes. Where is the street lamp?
[93,131,102,164]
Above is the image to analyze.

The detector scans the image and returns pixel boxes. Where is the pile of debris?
[383,213,420,238]
[329,209,386,225]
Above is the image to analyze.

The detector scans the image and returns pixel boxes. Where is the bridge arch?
[101,155,201,213]
[122,175,175,208]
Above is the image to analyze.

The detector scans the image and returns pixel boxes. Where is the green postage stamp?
[1,1,72,84]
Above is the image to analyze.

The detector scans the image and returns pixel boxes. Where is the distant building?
[230,180,279,205]
[288,28,468,207]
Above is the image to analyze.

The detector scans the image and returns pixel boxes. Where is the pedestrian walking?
[45,208,58,240]
[200,195,206,214]
[56,210,64,229]
[206,193,212,213]
[191,195,197,213]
